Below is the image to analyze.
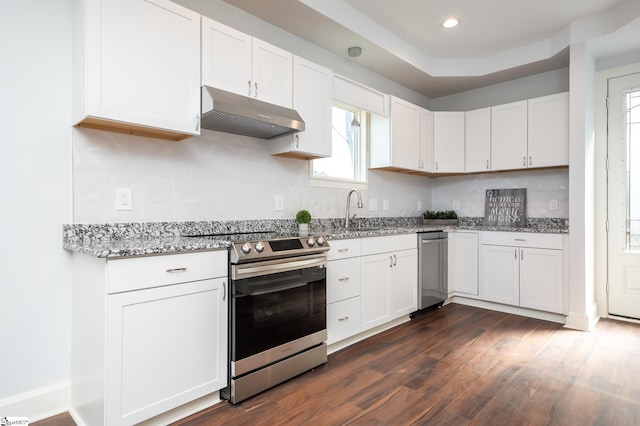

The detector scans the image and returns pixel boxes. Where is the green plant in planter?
[423,210,458,219]
[295,209,312,224]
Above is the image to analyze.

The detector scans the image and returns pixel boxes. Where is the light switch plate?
[369,198,378,211]
[275,195,284,211]
[383,199,389,211]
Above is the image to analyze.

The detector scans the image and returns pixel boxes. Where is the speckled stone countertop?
[63,217,568,258]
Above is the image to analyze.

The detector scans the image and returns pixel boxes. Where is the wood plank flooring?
[34,304,640,426]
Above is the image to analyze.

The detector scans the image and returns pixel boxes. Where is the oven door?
[230,255,327,376]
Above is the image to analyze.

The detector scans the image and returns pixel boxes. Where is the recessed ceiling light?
[442,18,459,29]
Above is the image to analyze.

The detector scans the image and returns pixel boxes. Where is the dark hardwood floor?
[34,304,640,426]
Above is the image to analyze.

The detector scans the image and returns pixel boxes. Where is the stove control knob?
[316,236,326,246]
[241,242,252,254]
[255,241,265,252]
[307,237,316,247]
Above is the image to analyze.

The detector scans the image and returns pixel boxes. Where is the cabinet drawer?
[480,231,563,249]
[327,297,361,345]
[327,238,361,261]
[107,250,228,294]
[327,258,361,304]
[360,233,416,256]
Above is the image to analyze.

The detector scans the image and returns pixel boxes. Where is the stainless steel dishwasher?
[417,231,448,310]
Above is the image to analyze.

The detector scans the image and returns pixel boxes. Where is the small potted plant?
[295,209,312,232]
[423,210,458,226]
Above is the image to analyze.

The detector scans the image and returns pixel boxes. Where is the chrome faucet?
[345,189,364,228]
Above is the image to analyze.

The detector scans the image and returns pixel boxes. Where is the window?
[311,103,367,187]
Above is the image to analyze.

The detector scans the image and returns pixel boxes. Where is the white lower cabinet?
[360,234,417,331]
[326,234,417,344]
[447,231,479,296]
[480,232,565,314]
[326,239,362,345]
[71,250,228,426]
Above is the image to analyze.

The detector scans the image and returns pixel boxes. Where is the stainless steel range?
[194,231,330,404]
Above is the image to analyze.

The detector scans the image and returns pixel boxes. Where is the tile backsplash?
[72,127,568,224]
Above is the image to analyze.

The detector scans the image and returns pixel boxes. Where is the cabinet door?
[268,56,332,158]
[491,100,528,171]
[201,17,252,97]
[106,278,227,425]
[390,249,418,318]
[480,244,519,305]
[252,38,293,107]
[87,0,201,136]
[527,92,569,168]
[419,108,434,172]
[448,232,479,295]
[360,253,392,331]
[519,247,564,313]
[433,111,465,173]
[390,97,421,170]
[465,108,491,172]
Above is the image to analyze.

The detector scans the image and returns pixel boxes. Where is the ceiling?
[222,0,639,98]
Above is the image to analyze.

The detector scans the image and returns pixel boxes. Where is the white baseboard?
[565,302,600,331]
[0,381,70,422]
[450,296,567,324]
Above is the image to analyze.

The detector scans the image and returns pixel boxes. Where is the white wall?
[0,0,73,419]
[566,42,598,331]
[72,128,432,223]
[431,68,570,111]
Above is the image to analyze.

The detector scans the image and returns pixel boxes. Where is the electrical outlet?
[369,198,378,211]
[452,200,460,210]
[417,201,423,211]
[115,188,132,211]
[550,199,558,211]
[275,195,284,211]
[383,199,389,211]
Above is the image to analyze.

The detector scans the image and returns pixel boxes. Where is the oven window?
[232,266,326,361]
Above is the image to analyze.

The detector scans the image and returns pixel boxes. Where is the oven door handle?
[233,255,327,280]
[248,281,308,296]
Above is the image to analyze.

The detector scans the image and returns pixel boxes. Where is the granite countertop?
[63,235,231,258]
[63,217,568,259]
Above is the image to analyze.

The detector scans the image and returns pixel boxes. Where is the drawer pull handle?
[338,248,349,253]
[222,281,226,301]
[338,277,350,281]
[515,238,526,241]
[338,316,349,321]
[165,267,187,273]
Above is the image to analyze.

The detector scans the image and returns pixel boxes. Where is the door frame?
[595,60,640,322]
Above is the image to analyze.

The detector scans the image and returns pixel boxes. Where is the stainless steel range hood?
[201,86,305,139]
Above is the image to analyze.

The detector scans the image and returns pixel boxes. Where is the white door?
[608,72,640,319]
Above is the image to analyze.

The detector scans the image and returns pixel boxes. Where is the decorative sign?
[484,188,527,227]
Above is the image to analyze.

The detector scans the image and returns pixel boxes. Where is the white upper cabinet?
[490,92,568,171]
[419,108,434,172]
[433,111,465,173]
[465,107,491,172]
[268,56,333,159]
[73,0,201,141]
[490,100,528,171]
[527,92,569,168]
[390,97,421,170]
[201,17,292,108]
[370,96,422,172]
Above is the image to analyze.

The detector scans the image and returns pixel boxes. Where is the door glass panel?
[626,89,640,250]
